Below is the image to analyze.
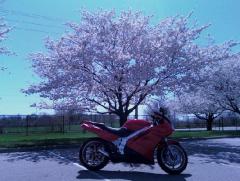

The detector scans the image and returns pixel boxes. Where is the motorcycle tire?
[157,143,188,175]
[79,138,109,171]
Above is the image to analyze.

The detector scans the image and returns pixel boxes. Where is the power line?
[0,8,68,35]
[0,8,71,35]
[15,27,60,35]
[0,8,67,23]
[5,18,64,29]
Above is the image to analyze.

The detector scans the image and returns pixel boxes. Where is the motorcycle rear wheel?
[79,138,109,171]
[157,143,188,175]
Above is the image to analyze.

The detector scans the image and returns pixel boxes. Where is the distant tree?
[175,90,223,131]
[31,100,86,114]
[172,55,240,131]
[206,56,240,116]
[25,10,237,126]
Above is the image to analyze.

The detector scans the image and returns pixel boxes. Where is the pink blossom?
[25,10,238,124]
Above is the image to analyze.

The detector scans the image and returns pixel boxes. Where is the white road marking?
[73,162,111,181]
[48,151,111,181]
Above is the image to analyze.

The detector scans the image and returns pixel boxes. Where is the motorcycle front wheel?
[79,138,109,171]
[157,143,188,175]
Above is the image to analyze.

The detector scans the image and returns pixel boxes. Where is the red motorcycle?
[79,112,188,175]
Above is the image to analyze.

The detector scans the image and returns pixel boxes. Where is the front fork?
[163,137,168,145]
[161,137,175,160]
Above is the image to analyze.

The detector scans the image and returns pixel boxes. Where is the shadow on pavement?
[183,139,240,165]
[77,170,192,181]
[2,149,77,165]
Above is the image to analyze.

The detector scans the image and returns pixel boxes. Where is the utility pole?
[62,114,65,134]
[26,115,29,136]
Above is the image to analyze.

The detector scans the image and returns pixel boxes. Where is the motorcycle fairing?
[126,120,173,161]
[81,121,118,141]
[123,119,151,131]
[113,126,152,154]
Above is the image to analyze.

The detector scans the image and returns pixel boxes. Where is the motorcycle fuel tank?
[123,119,151,131]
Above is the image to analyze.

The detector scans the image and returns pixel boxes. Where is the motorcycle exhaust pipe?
[98,150,109,157]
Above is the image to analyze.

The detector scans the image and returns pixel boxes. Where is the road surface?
[0,138,240,181]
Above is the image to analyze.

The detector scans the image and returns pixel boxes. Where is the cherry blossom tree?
[174,90,223,131]
[0,17,10,70]
[173,55,240,131]
[206,56,240,116]
[25,10,237,125]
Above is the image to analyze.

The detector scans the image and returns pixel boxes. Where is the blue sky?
[0,0,240,115]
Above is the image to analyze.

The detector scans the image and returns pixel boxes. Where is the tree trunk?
[206,116,214,131]
[119,114,128,127]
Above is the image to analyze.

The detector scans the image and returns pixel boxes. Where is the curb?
[175,135,240,142]
[1,135,239,153]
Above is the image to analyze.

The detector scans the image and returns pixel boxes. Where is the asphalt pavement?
[0,138,240,181]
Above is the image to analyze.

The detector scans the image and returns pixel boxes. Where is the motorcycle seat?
[92,122,133,137]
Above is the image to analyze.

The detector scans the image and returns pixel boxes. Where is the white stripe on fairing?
[48,151,111,181]
[113,126,152,154]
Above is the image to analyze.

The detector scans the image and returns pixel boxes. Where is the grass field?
[0,130,239,148]
[0,132,95,148]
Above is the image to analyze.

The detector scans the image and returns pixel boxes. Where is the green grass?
[0,132,96,148]
[0,130,239,148]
